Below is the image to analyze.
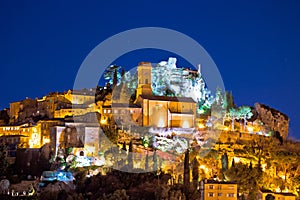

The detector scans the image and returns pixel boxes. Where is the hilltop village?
[0,58,298,200]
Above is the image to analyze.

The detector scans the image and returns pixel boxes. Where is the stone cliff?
[255,103,289,139]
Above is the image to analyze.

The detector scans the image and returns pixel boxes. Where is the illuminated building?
[133,61,197,128]
[38,119,64,146]
[111,103,143,127]
[37,94,71,119]
[0,119,63,149]
[63,89,95,105]
[0,124,39,148]
[259,190,296,200]
[200,180,238,200]
[50,122,100,160]
[136,62,153,98]
[136,95,196,128]
[54,106,88,118]
[9,101,21,122]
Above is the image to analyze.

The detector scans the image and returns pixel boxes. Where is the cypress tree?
[113,69,118,89]
[249,161,253,170]
[231,158,235,168]
[122,142,127,151]
[128,140,133,169]
[0,143,9,177]
[184,149,190,186]
[192,157,199,182]
[221,152,228,172]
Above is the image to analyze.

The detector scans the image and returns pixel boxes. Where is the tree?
[224,91,235,111]
[192,157,199,189]
[121,67,125,77]
[221,152,228,172]
[113,69,118,89]
[0,142,9,177]
[225,162,260,195]
[231,158,235,168]
[128,140,133,169]
[249,161,253,170]
[122,142,127,151]
[237,106,253,131]
[211,88,226,124]
[183,149,190,187]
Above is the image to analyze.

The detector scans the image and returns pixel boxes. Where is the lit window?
[108,110,111,114]
[208,193,214,197]
[104,110,107,114]
[227,193,235,197]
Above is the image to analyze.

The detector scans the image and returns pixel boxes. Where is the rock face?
[255,103,289,139]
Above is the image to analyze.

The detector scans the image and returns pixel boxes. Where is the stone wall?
[217,131,265,144]
[254,103,289,139]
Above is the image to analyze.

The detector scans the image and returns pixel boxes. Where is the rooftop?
[140,95,196,103]
[204,179,237,185]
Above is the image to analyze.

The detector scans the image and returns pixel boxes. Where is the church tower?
[136,62,152,99]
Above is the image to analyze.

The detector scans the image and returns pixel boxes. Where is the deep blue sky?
[0,1,299,138]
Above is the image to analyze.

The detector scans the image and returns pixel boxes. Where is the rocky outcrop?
[254,103,289,139]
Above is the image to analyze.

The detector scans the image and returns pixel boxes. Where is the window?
[145,79,148,84]
[208,193,214,197]
[79,151,84,156]
[217,185,222,190]
[218,193,222,196]
[209,185,214,189]
[227,193,235,197]
[104,110,107,114]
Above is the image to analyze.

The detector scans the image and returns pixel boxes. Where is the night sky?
[0,1,299,138]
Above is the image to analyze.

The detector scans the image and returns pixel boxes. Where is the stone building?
[136,95,196,128]
[133,61,197,128]
[50,122,100,158]
[200,179,238,200]
[63,89,96,105]
[37,94,72,118]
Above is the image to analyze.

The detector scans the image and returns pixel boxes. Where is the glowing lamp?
[198,123,205,129]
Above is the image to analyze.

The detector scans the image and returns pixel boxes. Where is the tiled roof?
[140,95,195,103]
[204,179,237,185]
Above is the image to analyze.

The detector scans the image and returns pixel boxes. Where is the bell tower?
[136,62,152,99]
